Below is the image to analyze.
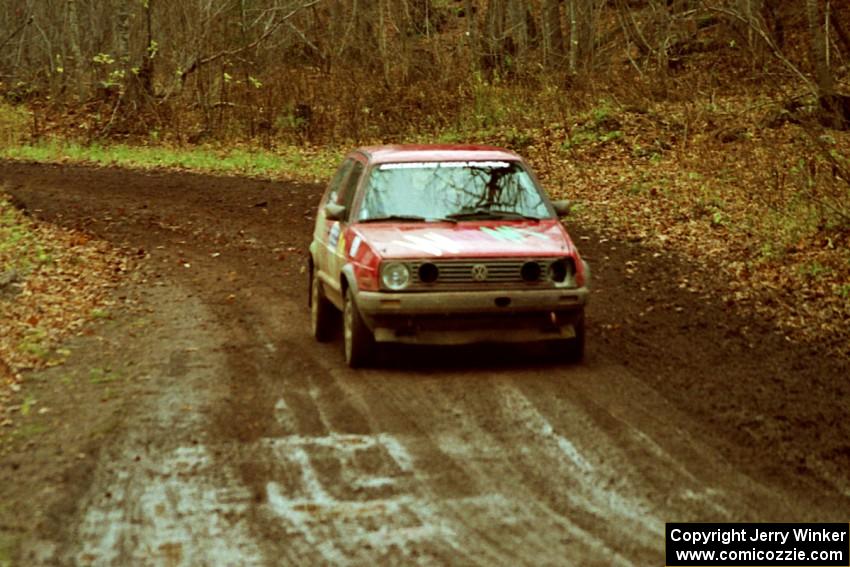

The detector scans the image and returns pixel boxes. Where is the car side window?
[325,159,355,207]
[337,161,365,220]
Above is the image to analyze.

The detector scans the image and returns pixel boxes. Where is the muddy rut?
[2,162,848,566]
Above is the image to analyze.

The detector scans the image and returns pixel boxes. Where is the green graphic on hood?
[480,226,549,242]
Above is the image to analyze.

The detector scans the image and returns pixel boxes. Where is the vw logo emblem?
[471,264,488,282]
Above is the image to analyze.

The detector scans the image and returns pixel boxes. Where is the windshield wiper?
[447,207,542,221]
[359,214,457,223]
[492,211,544,221]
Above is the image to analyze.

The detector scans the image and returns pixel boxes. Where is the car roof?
[356,144,522,165]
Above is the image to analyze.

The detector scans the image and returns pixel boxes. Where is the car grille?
[407,258,565,290]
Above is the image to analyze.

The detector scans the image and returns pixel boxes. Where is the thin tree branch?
[178,0,322,84]
[699,1,817,96]
[616,11,646,79]
[0,15,33,53]
[287,21,323,57]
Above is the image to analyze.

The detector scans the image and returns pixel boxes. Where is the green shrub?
[0,102,30,148]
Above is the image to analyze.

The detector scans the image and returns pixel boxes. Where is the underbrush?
[0,195,50,277]
[0,103,29,149]
[1,141,339,182]
[521,97,850,355]
[1,88,849,357]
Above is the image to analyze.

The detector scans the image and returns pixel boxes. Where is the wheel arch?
[341,263,358,298]
[307,253,315,307]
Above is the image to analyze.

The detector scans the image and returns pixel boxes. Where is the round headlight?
[381,262,410,290]
[549,259,567,283]
[549,258,576,285]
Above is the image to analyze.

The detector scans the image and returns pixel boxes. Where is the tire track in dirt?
[327,364,647,564]
[218,295,487,565]
[67,284,267,566]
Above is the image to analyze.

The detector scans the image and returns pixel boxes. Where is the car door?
[312,159,355,296]
[323,159,365,305]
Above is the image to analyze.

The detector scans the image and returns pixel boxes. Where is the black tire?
[548,309,585,363]
[343,287,375,368]
[310,267,335,342]
[565,309,586,363]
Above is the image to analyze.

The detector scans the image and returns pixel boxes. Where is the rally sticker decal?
[480,226,549,242]
[394,233,462,256]
[328,222,341,248]
[349,235,362,257]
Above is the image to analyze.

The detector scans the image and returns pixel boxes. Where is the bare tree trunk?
[115,0,131,93]
[464,0,481,69]
[508,0,528,57]
[485,0,507,70]
[67,0,87,100]
[568,0,578,74]
[736,0,765,63]
[807,0,834,96]
[100,0,133,134]
[738,0,753,49]
[829,1,850,59]
[806,0,849,128]
[542,0,565,69]
[762,0,785,48]
[138,0,155,100]
[378,0,390,84]
[576,0,595,70]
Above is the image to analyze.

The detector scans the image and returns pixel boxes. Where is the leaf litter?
[519,98,850,361]
[0,192,128,429]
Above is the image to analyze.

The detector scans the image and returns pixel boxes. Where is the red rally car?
[308,145,590,367]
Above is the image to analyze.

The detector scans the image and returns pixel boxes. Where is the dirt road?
[1,162,848,565]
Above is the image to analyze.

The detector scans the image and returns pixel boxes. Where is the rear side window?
[339,161,365,214]
[325,159,355,206]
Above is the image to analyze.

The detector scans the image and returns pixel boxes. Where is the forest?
[0,0,848,142]
[1,0,849,356]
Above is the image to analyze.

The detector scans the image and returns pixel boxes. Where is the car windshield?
[356,161,552,222]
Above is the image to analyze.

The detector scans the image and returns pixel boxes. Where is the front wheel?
[343,288,375,368]
[549,309,585,364]
[565,311,586,363]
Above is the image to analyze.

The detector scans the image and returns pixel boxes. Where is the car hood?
[352,220,573,259]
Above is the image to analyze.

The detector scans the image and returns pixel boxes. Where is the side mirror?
[324,202,347,221]
[552,199,571,217]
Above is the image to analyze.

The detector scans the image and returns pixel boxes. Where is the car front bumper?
[355,287,588,345]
